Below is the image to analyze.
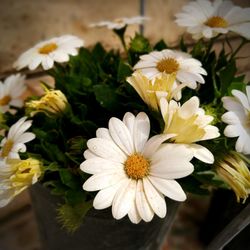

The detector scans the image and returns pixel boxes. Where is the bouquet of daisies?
[0,0,249,232]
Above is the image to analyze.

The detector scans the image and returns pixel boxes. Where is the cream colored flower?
[0,117,35,159]
[133,49,207,89]
[127,71,182,110]
[13,35,84,70]
[222,86,250,155]
[0,74,26,114]
[216,152,250,203]
[81,112,194,224]
[26,86,68,116]
[90,16,149,30]
[160,97,220,163]
[0,158,42,207]
[175,0,250,39]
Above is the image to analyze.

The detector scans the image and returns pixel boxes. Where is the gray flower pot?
[30,184,179,250]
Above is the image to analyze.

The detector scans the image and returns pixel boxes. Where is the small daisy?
[0,158,42,207]
[13,35,84,71]
[89,16,149,30]
[175,0,250,39]
[133,49,207,89]
[222,86,250,155]
[0,117,35,159]
[0,74,26,114]
[81,112,194,223]
[127,71,182,111]
[160,97,220,164]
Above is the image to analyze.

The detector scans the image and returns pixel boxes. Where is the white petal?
[96,128,112,141]
[93,181,124,210]
[148,176,186,202]
[143,177,166,218]
[80,157,123,174]
[83,171,126,191]
[87,138,126,163]
[232,89,250,110]
[143,134,176,159]
[128,198,142,224]
[109,117,134,155]
[83,149,97,159]
[133,112,150,153]
[123,112,135,139]
[224,125,240,137]
[112,179,136,220]
[135,179,154,222]
[41,56,54,70]
[189,144,214,164]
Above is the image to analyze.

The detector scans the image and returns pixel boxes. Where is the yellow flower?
[216,152,250,203]
[0,158,42,207]
[26,85,68,116]
[160,97,220,164]
[127,71,181,111]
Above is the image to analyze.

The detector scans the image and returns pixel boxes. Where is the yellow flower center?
[205,16,228,28]
[1,139,14,157]
[0,95,11,106]
[38,43,58,54]
[156,58,179,74]
[124,153,150,180]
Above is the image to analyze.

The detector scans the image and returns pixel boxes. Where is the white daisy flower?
[13,35,84,71]
[81,112,194,224]
[0,117,35,159]
[0,74,26,114]
[160,97,220,164]
[89,16,149,30]
[0,158,42,207]
[133,49,207,89]
[175,0,250,40]
[222,86,250,155]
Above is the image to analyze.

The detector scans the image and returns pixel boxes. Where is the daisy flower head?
[0,158,42,207]
[160,97,220,164]
[89,16,149,30]
[175,0,250,40]
[13,35,84,71]
[81,112,194,224]
[133,49,207,89]
[222,86,250,155]
[0,117,35,159]
[0,74,26,114]
[127,71,182,111]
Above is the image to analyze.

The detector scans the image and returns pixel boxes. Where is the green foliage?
[57,201,92,233]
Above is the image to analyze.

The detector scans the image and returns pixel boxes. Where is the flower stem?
[229,38,248,61]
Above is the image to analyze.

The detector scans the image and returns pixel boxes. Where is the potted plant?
[0,1,249,249]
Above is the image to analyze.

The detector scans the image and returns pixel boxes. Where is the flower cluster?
[0,0,249,229]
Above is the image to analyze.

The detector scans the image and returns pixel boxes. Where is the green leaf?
[219,60,237,96]
[65,189,86,206]
[59,169,79,190]
[57,201,92,233]
[227,81,247,95]
[93,84,120,111]
[153,39,168,50]
[179,36,187,52]
[117,60,132,82]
